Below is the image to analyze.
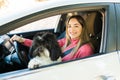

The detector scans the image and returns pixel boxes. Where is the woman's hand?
[10,35,25,43]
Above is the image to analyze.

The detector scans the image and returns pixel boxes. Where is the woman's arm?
[10,35,32,47]
[23,39,32,47]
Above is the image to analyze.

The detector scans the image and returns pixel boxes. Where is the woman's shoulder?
[82,43,91,47]
[79,43,93,51]
[75,43,94,58]
[58,38,66,47]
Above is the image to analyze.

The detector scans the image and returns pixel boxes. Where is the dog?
[28,32,62,69]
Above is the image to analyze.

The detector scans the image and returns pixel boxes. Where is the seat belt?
[61,48,74,57]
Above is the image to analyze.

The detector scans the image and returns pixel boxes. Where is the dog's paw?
[28,57,42,69]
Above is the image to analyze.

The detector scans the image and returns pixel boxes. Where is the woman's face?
[67,18,82,39]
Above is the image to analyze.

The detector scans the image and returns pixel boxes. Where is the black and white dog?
[28,32,62,69]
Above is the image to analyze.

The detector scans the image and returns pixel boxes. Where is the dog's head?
[29,32,62,61]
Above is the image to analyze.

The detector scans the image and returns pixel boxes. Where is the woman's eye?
[74,26,79,28]
[68,25,71,28]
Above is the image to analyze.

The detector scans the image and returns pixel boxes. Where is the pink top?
[23,39,33,47]
[58,38,94,61]
[23,38,94,62]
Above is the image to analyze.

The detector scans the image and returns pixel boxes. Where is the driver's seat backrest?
[86,11,102,53]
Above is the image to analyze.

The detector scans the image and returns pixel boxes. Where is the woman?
[11,15,94,62]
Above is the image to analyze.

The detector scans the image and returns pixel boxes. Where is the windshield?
[8,15,61,34]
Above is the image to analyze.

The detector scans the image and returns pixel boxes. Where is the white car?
[0,0,120,80]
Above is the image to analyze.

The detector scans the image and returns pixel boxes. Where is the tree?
[0,0,7,8]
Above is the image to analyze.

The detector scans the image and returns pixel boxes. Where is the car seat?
[86,11,102,53]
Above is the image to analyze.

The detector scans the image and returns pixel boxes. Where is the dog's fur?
[28,32,62,69]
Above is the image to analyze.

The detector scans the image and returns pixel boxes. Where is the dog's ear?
[29,46,33,58]
[50,45,62,61]
[29,45,37,58]
[43,32,62,61]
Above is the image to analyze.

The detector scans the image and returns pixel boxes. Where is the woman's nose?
[70,26,75,31]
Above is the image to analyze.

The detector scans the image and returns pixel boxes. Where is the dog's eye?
[38,47,44,52]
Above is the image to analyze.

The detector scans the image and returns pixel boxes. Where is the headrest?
[86,11,102,37]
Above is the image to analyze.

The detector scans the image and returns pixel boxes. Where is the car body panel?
[1,52,120,80]
[0,0,120,80]
[0,0,120,26]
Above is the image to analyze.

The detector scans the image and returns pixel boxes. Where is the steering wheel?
[0,34,30,67]
[12,41,30,67]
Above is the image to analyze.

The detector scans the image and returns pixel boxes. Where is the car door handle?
[94,75,116,80]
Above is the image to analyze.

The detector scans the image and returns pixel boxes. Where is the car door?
[1,2,120,80]
[115,3,120,58]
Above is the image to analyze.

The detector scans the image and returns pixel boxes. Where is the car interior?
[0,9,104,73]
[57,10,103,53]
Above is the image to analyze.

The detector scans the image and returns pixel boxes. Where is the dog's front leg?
[28,56,42,69]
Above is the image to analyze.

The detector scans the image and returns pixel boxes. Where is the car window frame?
[1,3,113,55]
[115,3,120,51]
[104,3,117,52]
[1,3,113,54]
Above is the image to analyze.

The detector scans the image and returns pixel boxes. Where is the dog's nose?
[38,47,44,52]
